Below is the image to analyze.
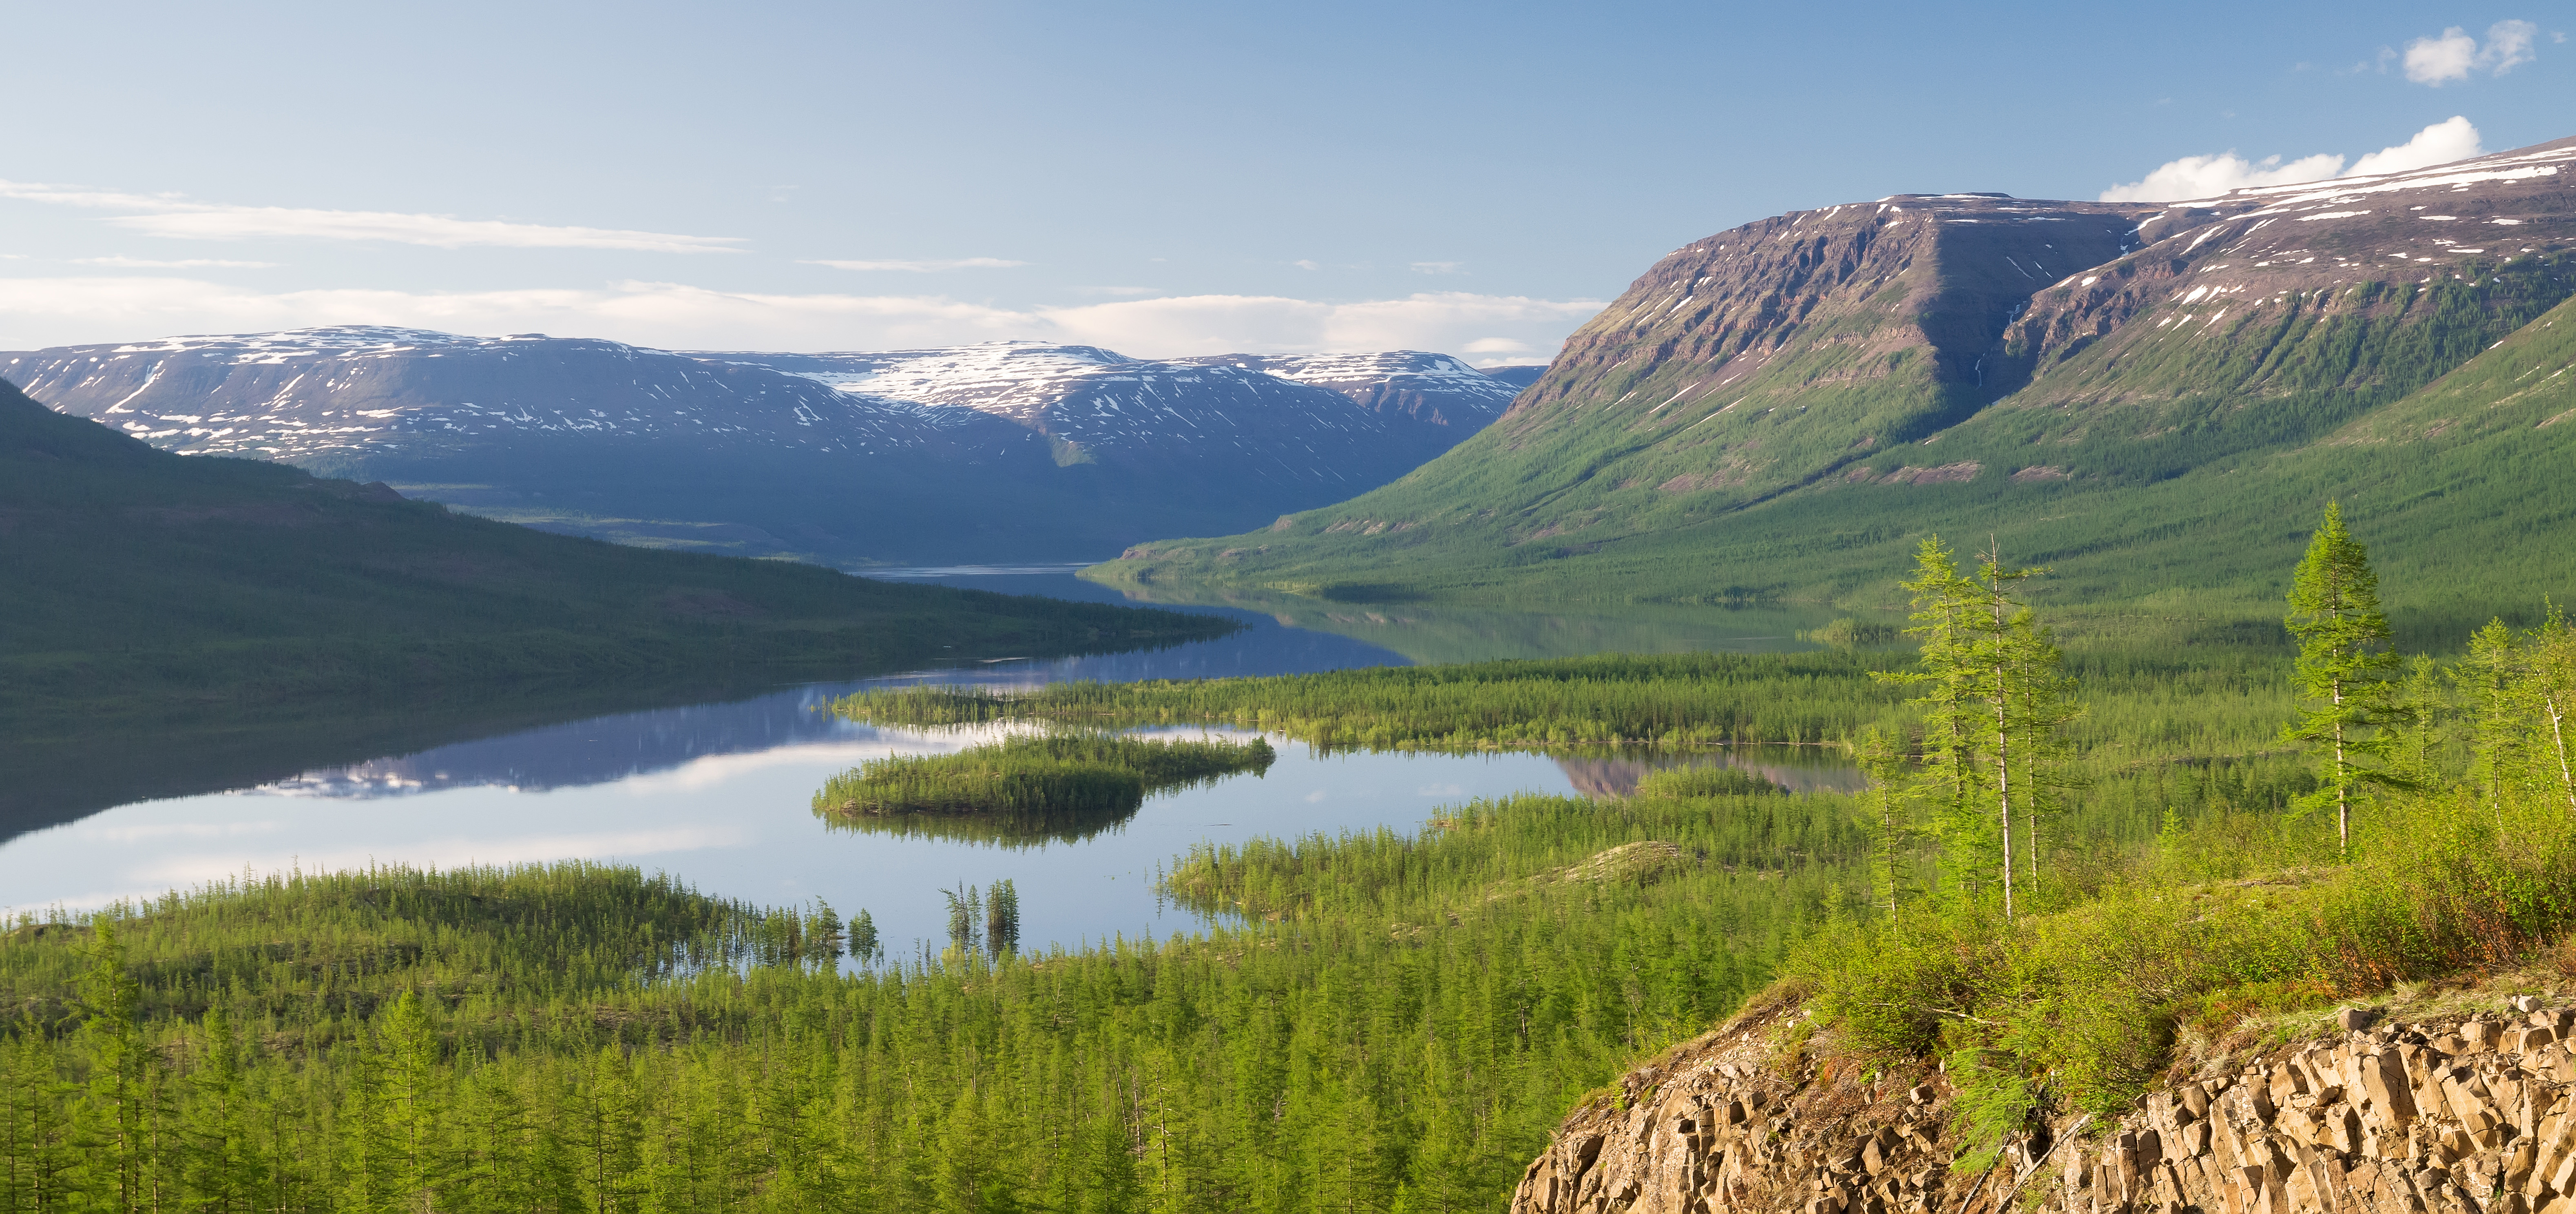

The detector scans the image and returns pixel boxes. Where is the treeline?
[828,652,1918,750]
[0,785,1857,1214]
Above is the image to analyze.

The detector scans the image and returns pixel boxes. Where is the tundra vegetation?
[5,511,2573,1212]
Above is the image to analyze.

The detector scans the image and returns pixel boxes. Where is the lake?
[0,568,1860,959]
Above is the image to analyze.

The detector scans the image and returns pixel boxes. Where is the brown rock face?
[1514,1002,2576,1214]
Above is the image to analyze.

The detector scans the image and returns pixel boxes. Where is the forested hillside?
[1099,137,2576,617]
[0,377,1228,829]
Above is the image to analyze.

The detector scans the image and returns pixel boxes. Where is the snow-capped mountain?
[2,327,1035,465]
[705,342,1518,486]
[3,329,1524,565]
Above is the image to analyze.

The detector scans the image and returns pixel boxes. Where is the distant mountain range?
[1103,136,2576,617]
[2,332,1526,565]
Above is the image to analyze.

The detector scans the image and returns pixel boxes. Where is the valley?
[9,103,2576,1214]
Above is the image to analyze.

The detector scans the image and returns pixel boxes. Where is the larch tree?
[1853,726,1917,933]
[1966,539,2075,922]
[1879,538,1988,899]
[2282,503,2404,856]
[986,880,1022,956]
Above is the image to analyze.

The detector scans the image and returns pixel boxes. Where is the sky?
[2,1,2568,364]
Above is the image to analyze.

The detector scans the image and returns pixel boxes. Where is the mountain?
[4,331,1523,566]
[1099,137,2576,618]
[0,372,1226,742]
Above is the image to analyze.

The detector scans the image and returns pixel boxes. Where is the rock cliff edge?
[1515,988,2576,1214]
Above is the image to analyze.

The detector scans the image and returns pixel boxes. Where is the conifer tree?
[377,991,446,1207]
[2389,654,2450,791]
[455,1066,537,1214]
[986,880,1021,956]
[1965,540,2076,922]
[1,1015,77,1213]
[946,885,982,958]
[1878,538,1989,897]
[1079,1114,1144,1214]
[848,910,881,966]
[179,1006,268,1214]
[76,918,154,1214]
[1881,537,2076,920]
[2283,503,2404,854]
[2531,607,2576,812]
[2461,618,2535,809]
[1853,726,1916,933]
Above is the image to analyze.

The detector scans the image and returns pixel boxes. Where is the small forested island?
[811,732,1277,844]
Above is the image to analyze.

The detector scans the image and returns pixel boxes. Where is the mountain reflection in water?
[7,568,1862,955]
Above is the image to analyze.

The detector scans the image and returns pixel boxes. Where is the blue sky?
[2,0,2567,361]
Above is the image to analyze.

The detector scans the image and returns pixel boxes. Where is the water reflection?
[6,568,1870,955]
[1551,747,1870,799]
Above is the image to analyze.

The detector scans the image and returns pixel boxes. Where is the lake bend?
[2,569,1861,962]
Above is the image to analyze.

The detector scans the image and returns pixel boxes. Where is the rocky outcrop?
[1514,995,2576,1214]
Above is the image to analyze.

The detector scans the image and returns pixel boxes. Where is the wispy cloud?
[804,257,1028,272]
[73,256,277,269]
[2404,20,2540,84]
[1410,261,1466,275]
[0,277,1604,362]
[2098,117,2484,202]
[0,179,744,253]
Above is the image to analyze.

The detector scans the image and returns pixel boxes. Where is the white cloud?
[2099,151,2346,202]
[803,257,1028,272]
[1410,261,1465,275]
[2404,20,2540,83]
[0,277,1604,361]
[1292,259,1320,270]
[2099,118,2484,202]
[2346,115,2485,175]
[0,179,743,253]
[72,256,277,268]
[2406,27,2482,82]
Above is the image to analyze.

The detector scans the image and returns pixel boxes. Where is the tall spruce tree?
[2283,503,2404,855]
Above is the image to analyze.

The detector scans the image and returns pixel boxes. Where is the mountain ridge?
[1093,137,2576,616]
[4,331,1527,567]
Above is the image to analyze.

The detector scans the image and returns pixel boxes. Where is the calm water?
[2,569,1858,957]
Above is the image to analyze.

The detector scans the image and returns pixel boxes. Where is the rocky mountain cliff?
[2,331,1522,566]
[1517,990,2576,1214]
[1100,136,2576,609]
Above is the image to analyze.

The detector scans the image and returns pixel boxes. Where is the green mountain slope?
[1096,137,2576,618]
[0,378,1226,726]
